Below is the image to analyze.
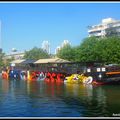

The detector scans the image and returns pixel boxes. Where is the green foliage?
[76,36,120,64]
[56,44,75,61]
[4,57,14,66]
[24,47,50,60]
[99,36,120,64]
[56,36,120,64]
[0,51,5,68]
[74,36,100,62]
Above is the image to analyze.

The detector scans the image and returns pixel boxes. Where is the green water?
[0,78,120,117]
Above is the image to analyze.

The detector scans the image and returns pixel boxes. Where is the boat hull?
[93,77,120,85]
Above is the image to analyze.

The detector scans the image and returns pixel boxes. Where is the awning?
[34,58,71,64]
[20,59,36,64]
[10,59,26,64]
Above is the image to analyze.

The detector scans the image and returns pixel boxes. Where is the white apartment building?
[88,18,120,37]
[61,40,70,47]
[41,40,50,54]
[55,46,61,54]
[55,40,71,54]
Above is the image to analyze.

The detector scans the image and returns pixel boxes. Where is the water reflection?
[27,80,41,95]
[1,79,9,93]
[0,79,120,117]
[44,81,64,97]
[64,83,109,117]
[64,83,93,101]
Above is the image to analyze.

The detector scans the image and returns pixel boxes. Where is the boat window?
[102,67,106,72]
[97,68,101,72]
[87,68,91,72]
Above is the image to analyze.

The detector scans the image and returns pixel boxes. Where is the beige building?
[4,52,25,60]
[88,18,120,38]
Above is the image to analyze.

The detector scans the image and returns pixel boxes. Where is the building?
[3,48,24,60]
[61,40,70,48]
[42,40,50,54]
[55,40,71,54]
[55,46,61,54]
[4,52,25,60]
[88,18,120,38]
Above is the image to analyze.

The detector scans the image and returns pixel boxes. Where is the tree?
[24,36,120,64]
[24,47,50,60]
[99,36,120,64]
[4,57,14,67]
[56,44,75,61]
[0,51,5,70]
[73,36,101,62]
[74,36,120,64]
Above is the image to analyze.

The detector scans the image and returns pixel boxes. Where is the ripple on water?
[0,79,120,117]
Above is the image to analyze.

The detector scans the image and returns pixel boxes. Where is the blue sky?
[0,2,120,54]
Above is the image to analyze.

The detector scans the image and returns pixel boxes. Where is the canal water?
[0,78,120,117]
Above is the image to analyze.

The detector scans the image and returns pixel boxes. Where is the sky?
[0,2,120,54]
